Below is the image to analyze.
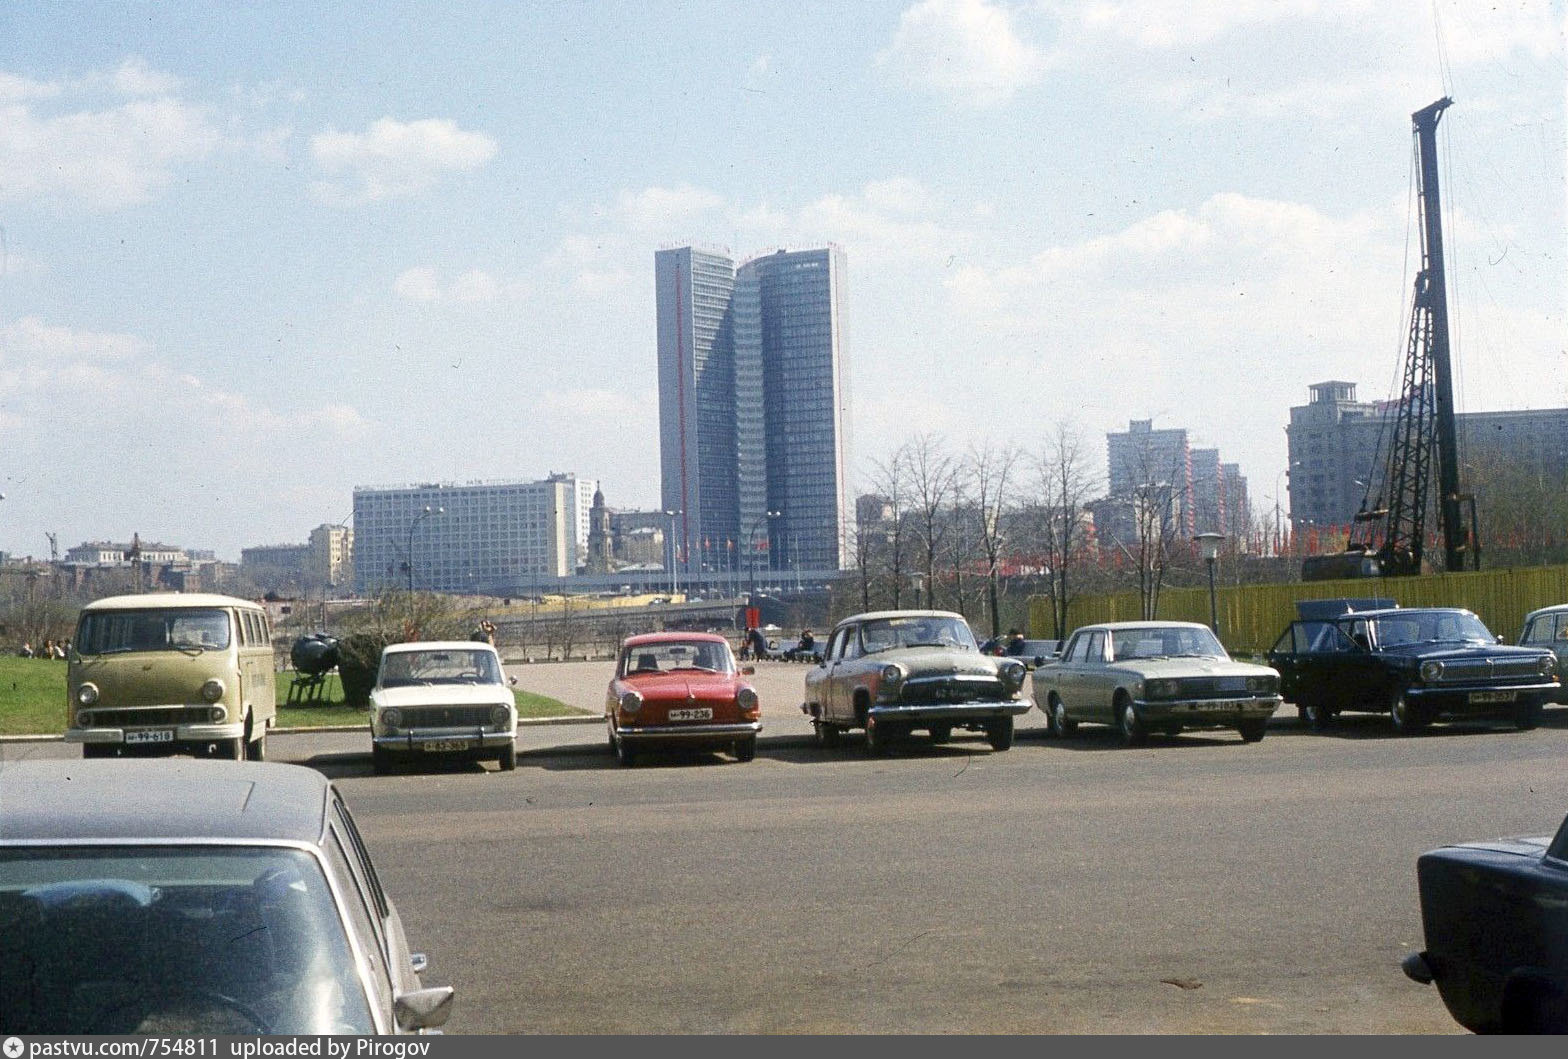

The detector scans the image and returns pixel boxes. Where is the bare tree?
[1034,423,1102,638]
[969,442,1021,639]
[907,434,957,609]
[867,446,913,608]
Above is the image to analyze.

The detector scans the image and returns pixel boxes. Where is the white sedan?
[370,640,517,773]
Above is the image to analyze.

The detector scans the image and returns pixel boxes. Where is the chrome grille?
[399,705,493,727]
[1434,658,1544,683]
[1175,676,1255,698]
[79,706,216,727]
[899,674,1006,704]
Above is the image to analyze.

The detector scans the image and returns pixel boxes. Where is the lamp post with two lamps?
[662,510,682,597]
[745,511,780,609]
[405,505,443,593]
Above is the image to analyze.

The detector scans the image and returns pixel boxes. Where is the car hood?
[1376,642,1549,661]
[372,684,512,708]
[1442,835,1552,858]
[1108,657,1276,678]
[868,647,1002,677]
[619,671,745,701]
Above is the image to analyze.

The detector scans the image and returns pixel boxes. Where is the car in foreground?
[65,593,275,761]
[0,759,453,1034]
[370,641,517,773]
[605,632,762,765]
[1032,621,1281,744]
[1402,813,1568,1033]
[802,610,1030,754]
[1519,603,1568,704]
[1266,606,1558,731]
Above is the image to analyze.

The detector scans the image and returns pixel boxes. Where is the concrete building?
[65,540,187,565]
[656,244,851,582]
[307,523,354,589]
[352,474,596,595]
[1102,420,1195,546]
[1284,380,1568,533]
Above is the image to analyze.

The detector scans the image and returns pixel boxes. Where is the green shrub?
[336,631,391,707]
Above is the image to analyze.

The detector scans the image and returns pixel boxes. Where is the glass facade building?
[657,245,850,577]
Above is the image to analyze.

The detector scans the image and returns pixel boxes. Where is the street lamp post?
[662,510,681,597]
[745,511,780,609]
[406,505,443,593]
[1194,532,1225,636]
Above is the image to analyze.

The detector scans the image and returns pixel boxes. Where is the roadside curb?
[0,714,605,743]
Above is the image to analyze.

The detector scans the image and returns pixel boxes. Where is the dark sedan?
[1266,606,1558,732]
[1403,814,1568,1033]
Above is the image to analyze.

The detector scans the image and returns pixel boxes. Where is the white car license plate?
[668,708,713,721]
[423,739,474,752]
[125,729,175,745]
[1192,701,1240,711]
[1468,690,1516,704]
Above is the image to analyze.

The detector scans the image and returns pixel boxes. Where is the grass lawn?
[0,658,586,736]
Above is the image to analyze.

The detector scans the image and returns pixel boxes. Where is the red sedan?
[605,632,762,766]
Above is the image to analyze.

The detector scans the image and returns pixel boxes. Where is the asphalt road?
[6,661,1567,1033]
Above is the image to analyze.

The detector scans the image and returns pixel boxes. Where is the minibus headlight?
[76,683,100,706]
[200,679,225,703]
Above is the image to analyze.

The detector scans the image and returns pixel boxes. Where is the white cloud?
[309,117,497,205]
[0,316,152,364]
[0,71,61,102]
[393,267,521,305]
[878,0,1046,105]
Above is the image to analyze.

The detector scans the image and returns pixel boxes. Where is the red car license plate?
[668,708,713,721]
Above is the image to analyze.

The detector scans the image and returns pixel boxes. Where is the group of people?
[18,639,68,659]
[739,626,819,662]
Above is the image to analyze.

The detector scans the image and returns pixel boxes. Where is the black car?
[1266,606,1558,732]
[1403,814,1568,1033]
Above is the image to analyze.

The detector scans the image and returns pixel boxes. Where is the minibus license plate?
[125,729,175,744]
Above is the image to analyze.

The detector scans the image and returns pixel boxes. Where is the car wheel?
[614,732,637,767]
[218,736,245,761]
[986,715,1014,751]
[1301,698,1335,731]
[1512,699,1542,731]
[928,724,952,744]
[1117,699,1147,746]
[734,737,757,762]
[1389,691,1428,733]
[245,728,267,761]
[498,741,517,771]
[813,720,842,748]
[863,714,890,756]
[1048,698,1077,738]
[1237,718,1267,743]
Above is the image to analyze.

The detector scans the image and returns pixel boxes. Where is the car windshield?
[1111,626,1229,661]
[378,648,504,687]
[620,641,734,676]
[75,609,232,654]
[0,845,374,1034]
[1369,610,1495,646]
[858,616,978,654]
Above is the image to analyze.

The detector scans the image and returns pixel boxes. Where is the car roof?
[1072,621,1211,633]
[1326,607,1473,620]
[382,640,500,654]
[1524,603,1568,619]
[834,610,967,626]
[80,593,265,612]
[0,761,331,844]
[621,631,729,648]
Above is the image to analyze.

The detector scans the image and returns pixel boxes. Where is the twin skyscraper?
[655,246,852,582]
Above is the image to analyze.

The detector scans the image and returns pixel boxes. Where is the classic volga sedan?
[1403,813,1568,1033]
[1032,621,1281,744]
[370,641,518,774]
[801,610,1030,754]
[605,632,762,766]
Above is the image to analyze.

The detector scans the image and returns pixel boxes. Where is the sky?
[0,0,1563,560]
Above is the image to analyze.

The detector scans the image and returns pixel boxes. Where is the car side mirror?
[394,986,454,1031]
[1497,634,1506,644]
[509,676,518,686]
[741,665,755,675]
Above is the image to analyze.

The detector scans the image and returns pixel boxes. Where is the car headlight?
[76,682,99,706]
[200,679,225,703]
[1144,679,1180,700]
[619,690,643,714]
[1420,660,1444,683]
[491,705,512,728]
[737,686,759,711]
[1246,675,1277,694]
[1000,661,1027,690]
[1540,655,1557,679]
[881,664,905,686]
[381,707,402,731]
